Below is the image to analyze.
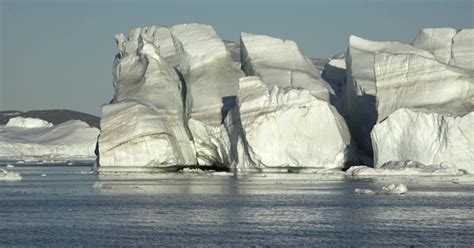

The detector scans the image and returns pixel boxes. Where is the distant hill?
[0,109,100,128]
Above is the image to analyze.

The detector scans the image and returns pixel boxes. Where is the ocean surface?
[0,164,473,247]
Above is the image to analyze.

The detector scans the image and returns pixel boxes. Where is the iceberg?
[98,23,355,171]
[229,76,352,170]
[367,29,473,173]
[0,117,99,161]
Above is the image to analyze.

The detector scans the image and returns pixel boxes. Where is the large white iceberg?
[98,23,354,171]
[0,117,99,161]
[230,76,352,170]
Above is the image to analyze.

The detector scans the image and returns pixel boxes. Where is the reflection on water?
[0,165,473,246]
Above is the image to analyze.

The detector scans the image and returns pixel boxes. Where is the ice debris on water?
[0,169,22,181]
[382,184,408,195]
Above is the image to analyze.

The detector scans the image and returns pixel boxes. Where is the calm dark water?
[0,165,473,247]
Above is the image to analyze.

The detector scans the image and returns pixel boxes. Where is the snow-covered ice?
[0,117,99,162]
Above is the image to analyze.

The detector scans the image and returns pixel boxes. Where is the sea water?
[0,164,473,246]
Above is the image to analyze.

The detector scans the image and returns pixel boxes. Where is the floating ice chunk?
[346,160,464,177]
[5,117,53,128]
[354,188,375,195]
[6,164,14,169]
[0,169,22,181]
[382,183,408,195]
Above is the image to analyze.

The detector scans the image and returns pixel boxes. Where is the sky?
[0,0,473,116]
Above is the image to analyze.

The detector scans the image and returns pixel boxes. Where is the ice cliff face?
[240,32,334,102]
[99,24,472,174]
[99,25,196,168]
[345,28,474,173]
[99,24,353,171]
[372,109,473,173]
[0,117,99,161]
[231,76,351,170]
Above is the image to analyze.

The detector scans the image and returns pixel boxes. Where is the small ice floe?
[17,160,25,164]
[67,162,74,165]
[41,174,47,177]
[346,161,463,177]
[353,188,376,195]
[0,169,22,181]
[382,183,408,195]
[6,164,15,169]
[180,168,206,174]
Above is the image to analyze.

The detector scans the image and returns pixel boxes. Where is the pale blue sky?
[1,0,473,116]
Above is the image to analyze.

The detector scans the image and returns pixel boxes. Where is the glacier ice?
[0,169,22,181]
[363,29,474,173]
[374,52,474,122]
[411,28,474,70]
[99,23,354,171]
[371,109,473,173]
[98,23,472,174]
[171,23,245,166]
[240,32,334,102]
[0,117,99,161]
[99,30,196,168]
[343,35,434,159]
[229,76,352,170]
